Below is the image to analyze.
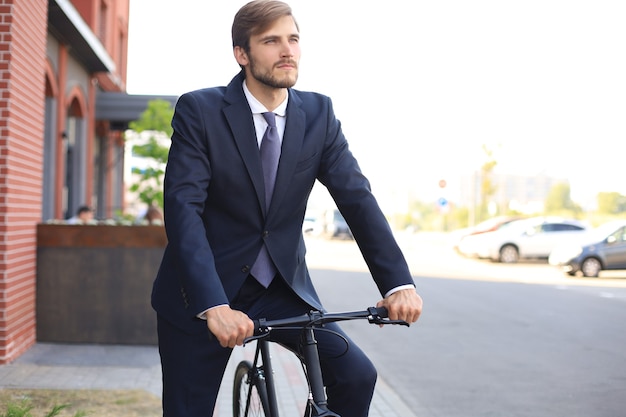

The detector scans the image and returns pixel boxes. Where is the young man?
[151,1,423,416]
[67,205,94,224]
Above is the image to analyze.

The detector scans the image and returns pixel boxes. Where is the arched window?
[63,88,87,219]
[42,61,59,221]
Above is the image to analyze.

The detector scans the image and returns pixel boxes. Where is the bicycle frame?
[299,326,340,417]
[238,307,408,417]
[255,338,280,417]
[247,326,339,417]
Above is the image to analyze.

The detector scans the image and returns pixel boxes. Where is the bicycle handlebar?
[251,306,409,337]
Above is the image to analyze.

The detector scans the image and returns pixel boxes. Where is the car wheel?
[581,258,602,278]
[499,244,519,263]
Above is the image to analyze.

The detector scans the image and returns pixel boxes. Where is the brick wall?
[0,0,48,364]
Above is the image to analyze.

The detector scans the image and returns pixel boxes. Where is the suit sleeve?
[162,92,228,315]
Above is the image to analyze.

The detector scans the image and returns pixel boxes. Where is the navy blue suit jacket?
[152,72,414,333]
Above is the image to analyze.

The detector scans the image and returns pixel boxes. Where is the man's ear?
[234,46,249,67]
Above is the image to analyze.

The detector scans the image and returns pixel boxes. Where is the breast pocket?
[294,152,319,174]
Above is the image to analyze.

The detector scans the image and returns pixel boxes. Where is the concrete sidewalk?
[0,342,417,417]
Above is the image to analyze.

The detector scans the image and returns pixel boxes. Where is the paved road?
[304,232,626,417]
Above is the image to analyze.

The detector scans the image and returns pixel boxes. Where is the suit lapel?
[269,91,305,214]
[222,75,306,217]
[223,74,267,212]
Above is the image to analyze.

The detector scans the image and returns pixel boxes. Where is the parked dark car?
[549,220,626,277]
[323,209,353,239]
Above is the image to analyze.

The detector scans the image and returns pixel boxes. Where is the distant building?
[0,0,176,363]
[459,171,570,216]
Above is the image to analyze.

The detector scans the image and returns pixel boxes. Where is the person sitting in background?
[67,205,94,224]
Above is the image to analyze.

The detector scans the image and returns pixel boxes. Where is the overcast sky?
[126,1,626,207]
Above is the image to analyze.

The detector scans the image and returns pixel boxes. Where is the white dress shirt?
[243,81,287,147]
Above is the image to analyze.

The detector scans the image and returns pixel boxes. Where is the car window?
[609,226,626,243]
[562,224,584,231]
[541,223,563,232]
[543,223,583,232]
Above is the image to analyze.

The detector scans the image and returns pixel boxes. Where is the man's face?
[240,15,300,89]
[79,211,93,222]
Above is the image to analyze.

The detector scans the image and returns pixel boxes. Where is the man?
[151,1,423,416]
[66,205,94,224]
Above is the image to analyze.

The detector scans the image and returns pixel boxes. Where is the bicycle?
[232,306,409,417]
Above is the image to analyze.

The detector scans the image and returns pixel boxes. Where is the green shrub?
[0,400,86,417]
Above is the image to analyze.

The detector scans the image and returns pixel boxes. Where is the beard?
[248,56,298,89]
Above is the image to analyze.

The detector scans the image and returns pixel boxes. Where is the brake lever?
[243,330,270,346]
[366,306,410,326]
[369,317,410,327]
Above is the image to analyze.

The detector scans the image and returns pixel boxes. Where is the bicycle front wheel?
[233,360,270,417]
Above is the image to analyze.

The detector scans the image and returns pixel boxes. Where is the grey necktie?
[250,112,280,287]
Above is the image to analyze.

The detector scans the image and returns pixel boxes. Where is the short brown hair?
[232,0,299,53]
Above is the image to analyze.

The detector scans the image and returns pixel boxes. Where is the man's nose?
[280,41,295,57]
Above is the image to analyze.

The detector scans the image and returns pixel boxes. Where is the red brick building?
[0,0,175,363]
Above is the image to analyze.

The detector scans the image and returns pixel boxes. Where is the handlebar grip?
[252,318,262,336]
[371,306,388,318]
[371,306,411,327]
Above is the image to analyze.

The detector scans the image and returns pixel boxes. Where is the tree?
[127,99,174,210]
[544,182,581,216]
[597,192,626,214]
[477,144,498,222]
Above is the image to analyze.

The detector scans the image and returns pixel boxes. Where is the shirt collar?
[243,80,288,117]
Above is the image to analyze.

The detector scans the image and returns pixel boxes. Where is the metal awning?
[48,0,115,73]
[96,92,179,130]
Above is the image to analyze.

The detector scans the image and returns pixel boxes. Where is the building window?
[99,1,109,46]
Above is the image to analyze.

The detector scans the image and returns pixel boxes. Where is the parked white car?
[458,216,588,263]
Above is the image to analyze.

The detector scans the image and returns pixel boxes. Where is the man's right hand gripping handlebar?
[206,305,255,349]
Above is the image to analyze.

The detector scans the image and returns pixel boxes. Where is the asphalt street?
[305,232,626,417]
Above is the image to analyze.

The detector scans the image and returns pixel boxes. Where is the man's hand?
[206,305,254,348]
[377,288,423,324]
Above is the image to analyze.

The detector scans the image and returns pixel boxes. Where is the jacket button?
[242,265,250,273]
[262,230,269,237]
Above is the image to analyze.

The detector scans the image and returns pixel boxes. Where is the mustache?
[275,59,298,68]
